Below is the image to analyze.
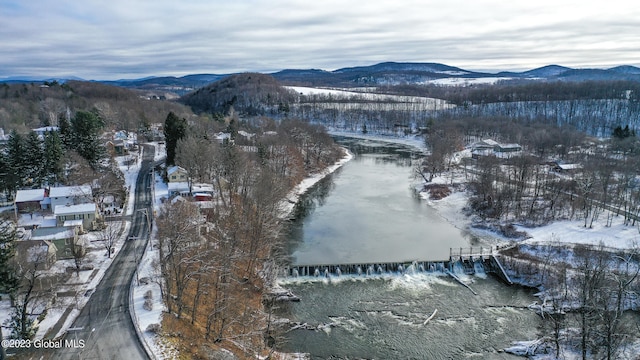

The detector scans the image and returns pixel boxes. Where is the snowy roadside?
[0,149,144,343]
[129,143,176,359]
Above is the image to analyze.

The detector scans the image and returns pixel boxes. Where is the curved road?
[20,145,155,360]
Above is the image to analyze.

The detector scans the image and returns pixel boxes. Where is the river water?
[277,137,540,359]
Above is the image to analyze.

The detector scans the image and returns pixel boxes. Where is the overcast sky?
[1,0,638,80]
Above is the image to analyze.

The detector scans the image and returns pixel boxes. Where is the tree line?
[415,117,640,227]
[502,244,640,360]
[155,113,343,357]
[0,80,193,134]
[0,110,106,197]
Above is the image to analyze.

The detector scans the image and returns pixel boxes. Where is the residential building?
[31,226,81,259]
[54,203,100,231]
[49,185,93,211]
[14,239,57,270]
[14,188,48,213]
[471,139,522,158]
[168,182,190,197]
[167,166,188,183]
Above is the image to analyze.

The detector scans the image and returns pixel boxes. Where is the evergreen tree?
[0,219,18,294]
[164,111,187,165]
[24,132,44,187]
[71,110,105,167]
[58,113,73,149]
[43,131,65,185]
[612,125,636,139]
[6,130,26,192]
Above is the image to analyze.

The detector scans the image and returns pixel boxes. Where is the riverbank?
[280,146,354,218]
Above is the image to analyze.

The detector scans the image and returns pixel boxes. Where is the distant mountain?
[0,75,85,83]
[608,65,640,75]
[333,61,472,75]
[520,65,572,78]
[270,62,640,87]
[3,62,640,93]
[271,61,497,86]
[101,74,227,96]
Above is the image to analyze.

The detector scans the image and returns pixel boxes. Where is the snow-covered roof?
[167,165,186,176]
[40,217,57,228]
[54,203,96,215]
[498,143,521,149]
[49,185,92,198]
[32,126,59,133]
[63,219,84,227]
[171,196,187,204]
[215,132,231,141]
[481,139,499,146]
[192,183,214,193]
[15,240,56,263]
[31,226,76,241]
[557,163,582,170]
[15,189,46,203]
[238,130,255,139]
[168,182,189,191]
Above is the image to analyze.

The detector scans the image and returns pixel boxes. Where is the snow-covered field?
[287,86,452,108]
[425,77,513,86]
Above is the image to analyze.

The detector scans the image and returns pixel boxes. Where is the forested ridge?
[0,80,194,133]
[180,73,297,116]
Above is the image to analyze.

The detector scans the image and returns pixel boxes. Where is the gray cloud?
[1,0,638,79]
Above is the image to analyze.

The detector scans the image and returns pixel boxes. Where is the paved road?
[17,145,155,360]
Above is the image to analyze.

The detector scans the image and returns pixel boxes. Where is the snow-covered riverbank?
[280,147,354,218]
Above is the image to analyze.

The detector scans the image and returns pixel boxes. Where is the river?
[277,137,540,359]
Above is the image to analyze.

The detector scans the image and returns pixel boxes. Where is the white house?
[54,203,100,231]
[49,185,93,211]
[168,182,190,197]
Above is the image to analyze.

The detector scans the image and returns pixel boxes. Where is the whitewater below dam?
[276,137,540,359]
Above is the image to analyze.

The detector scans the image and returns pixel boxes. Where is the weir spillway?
[282,247,513,285]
